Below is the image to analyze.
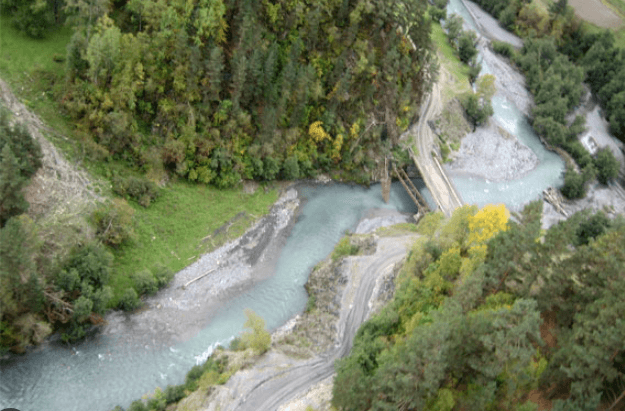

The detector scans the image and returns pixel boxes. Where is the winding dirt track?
[411,79,464,217]
[224,238,414,411]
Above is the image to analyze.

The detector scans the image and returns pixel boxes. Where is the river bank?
[102,187,300,347]
[170,224,416,411]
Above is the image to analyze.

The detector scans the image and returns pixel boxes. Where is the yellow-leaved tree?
[467,203,510,246]
[308,121,330,143]
[241,309,271,355]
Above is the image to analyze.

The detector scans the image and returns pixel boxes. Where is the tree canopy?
[333,203,625,410]
[59,0,436,186]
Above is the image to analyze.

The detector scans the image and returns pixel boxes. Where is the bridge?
[403,80,464,217]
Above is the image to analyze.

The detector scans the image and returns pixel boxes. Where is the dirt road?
[569,0,623,29]
[208,236,415,411]
[410,78,464,217]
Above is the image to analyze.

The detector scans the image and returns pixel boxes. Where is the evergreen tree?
[593,147,619,185]
[0,110,43,179]
[0,145,29,227]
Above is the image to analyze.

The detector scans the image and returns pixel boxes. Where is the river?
[0,182,427,411]
[446,0,565,210]
[1,2,567,410]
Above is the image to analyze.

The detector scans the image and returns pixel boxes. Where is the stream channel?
[1,2,564,410]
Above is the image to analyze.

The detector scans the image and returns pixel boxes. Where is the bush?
[64,242,113,288]
[458,31,478,64]
[331,236,359,261]
[117,288,141,311]
[11,0,54,39]
[282,156,300,180]
[147,397,165,411]
[593,147,619,185]
[0,109,43,179]
[153,265,174,288]
[560,167,587,199]
[132,269,158,296]
[305,295,317,313]
[185,364,205,390]
[92,199,135,247]
[127,400,147,411]
[575,211,611,246]
[164,385,185,404]
[429,6,446,21]
[56,268,81,292]
[112,176,160,207]
[492,40,514,58]
[564,141,593,169]
[240,309,271,355]
[229,336,245,351]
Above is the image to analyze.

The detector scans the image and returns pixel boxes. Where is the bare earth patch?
[0,78,101,220]
[569,0,623,28]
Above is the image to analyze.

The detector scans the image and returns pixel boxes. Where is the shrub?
[112,176,160,207]
[153,265,174,288]
[132,269,158,296]
[127,400,147,411]
[164,385,185,404]
[305,295,317,313]
[11,0,54,39]
[560,167,586,199]
[282,156,300,180]
[64,242,113,288]
[593,147,619,185]
[92,199,135,247]
[575,211,611,246]
[429,6,446,21]
[240,309,271,355]
[0,109,43,179]
[564,141,593,169]
[185,364,205,390]
[492,41,514,58]
[117,288,141,311]
[458,31,478,64]
[56,268,81,292]
[332,236,360,261]
[229,336,245,351]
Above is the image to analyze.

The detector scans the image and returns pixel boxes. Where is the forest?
[3,0,435,186]
[333,203,625,410]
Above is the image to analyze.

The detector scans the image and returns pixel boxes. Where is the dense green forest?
[333,203,625,410]
[3,0,436,186]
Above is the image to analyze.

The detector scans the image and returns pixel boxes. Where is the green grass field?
[431,22,472,102]
[0,16,71,82]
[108,184,279,302]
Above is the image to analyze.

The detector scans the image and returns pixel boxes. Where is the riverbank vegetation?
[333,203,625,410]
[473,0,622,198]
